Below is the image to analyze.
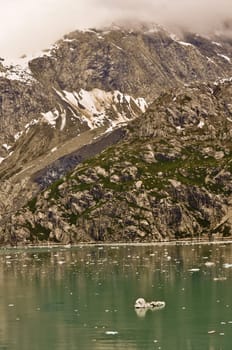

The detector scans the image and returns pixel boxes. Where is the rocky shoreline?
[1,237,232,249]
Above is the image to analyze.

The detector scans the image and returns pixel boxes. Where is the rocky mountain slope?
[3,78,232,245]
[0,23,232,244]
[1,24,232,164]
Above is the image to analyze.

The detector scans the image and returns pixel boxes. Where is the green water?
[0,243,231,350]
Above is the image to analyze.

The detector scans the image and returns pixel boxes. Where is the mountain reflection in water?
[0,243,231,350]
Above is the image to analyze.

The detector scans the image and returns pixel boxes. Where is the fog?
[0,0,231,57]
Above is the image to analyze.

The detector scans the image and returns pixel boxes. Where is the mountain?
[1,24,232,160]
[2,78,232,244]
[0,23,232,244]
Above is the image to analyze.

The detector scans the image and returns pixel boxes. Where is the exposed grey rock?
[1,25,232,245]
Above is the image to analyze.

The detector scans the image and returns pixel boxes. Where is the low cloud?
[0,0,231,57]
[98,0,232,32]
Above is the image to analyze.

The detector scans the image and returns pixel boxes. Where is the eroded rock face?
[1,24,232,244]
[28,28,232,100]
[3,79,232,245]
[1,24,232,159]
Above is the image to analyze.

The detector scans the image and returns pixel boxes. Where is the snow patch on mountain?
[60,110,67,131]
[24,119,39,130]
[212,41,222,47]
[54,88,147,131]
[198,120,205,128]
[170,34,193,48]
[217,54,231,63]
[0,63,34,83]
[41,110,59,127]
[0,55,38,83]
[2,144,11,151]
[0,41,60,83]
[207,57,216,65]
[14,131,23,141]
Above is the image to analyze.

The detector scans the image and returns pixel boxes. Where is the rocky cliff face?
[1,24,232,161]
[0,24,232,244]
[29,26,232,99]
[3,79,232,245]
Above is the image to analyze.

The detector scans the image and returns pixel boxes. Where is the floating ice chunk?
[64,243,71,248]
[213,277,227,281]
[105,331,118,335]
[134,298,165,309]
[223,263,232,268]
[205,262,215,267]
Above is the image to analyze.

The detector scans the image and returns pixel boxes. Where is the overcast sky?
[0,0,231,57]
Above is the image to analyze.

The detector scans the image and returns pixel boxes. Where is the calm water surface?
[0,243,231,350]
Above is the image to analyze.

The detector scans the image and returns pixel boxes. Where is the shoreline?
[1,237,232,251]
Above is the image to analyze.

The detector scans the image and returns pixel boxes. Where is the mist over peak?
[0,0,231,57]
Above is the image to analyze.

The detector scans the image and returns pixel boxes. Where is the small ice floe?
[205,262,215,267]
[213,277,227,281]
[134,298,165,309]
[223,263,232,269]
[105,331,118,335]
[58,260,65,265]
[64,243,71,248]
